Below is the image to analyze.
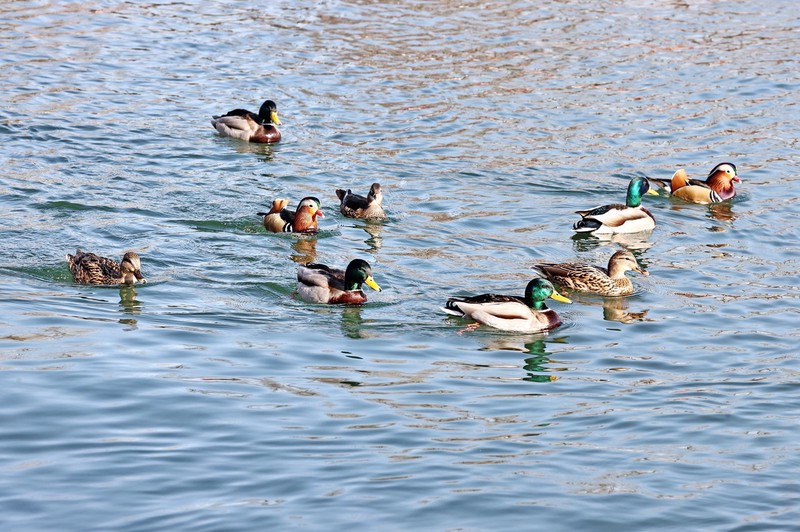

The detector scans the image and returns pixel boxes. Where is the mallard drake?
[335,182,385,219]
[533,250,648,296]
[296,259,382,304]
[257,197,323,233]
[648,163,740,204]
[211,99,281,143]
[573,176,658,234]
[66,250,146,285]
[442,278,571,333]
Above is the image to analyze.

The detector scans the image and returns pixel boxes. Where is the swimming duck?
[335,183,386,219]
[533,250,648,297]
[66,250,146,285]
[296,259,382,304]
[442,278,571,333]
[211,99,281,143]
[648,163,740,204]
[573,176,658,234]
[257,197,323,233]
[257,198,291,232]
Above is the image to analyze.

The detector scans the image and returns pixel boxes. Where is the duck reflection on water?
[290,237,318,264]
[473,337,571,383]
[118,285,142,329]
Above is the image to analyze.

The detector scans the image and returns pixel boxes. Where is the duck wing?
[67,251,120,283]
[647,177,672,192]
[93,255,122,277]
[297,263,346,291]
[280,208,296,224]
[575,203,622,219]
[339,190,371,211]
[444,294,531,320]
[535,262,607,279]
[214,108,257,120]
[211,114,255,133]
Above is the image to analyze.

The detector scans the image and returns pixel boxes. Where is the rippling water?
[2,1,799,530]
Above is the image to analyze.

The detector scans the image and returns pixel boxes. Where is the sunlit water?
[2,1,799,530]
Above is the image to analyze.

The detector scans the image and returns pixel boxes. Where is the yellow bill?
[550,289,571,303]
[364,276,381,292]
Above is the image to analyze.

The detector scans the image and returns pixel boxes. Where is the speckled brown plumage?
[66,250,145,285]
[534,250,648,296]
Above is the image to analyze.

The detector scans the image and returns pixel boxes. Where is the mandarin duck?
[258,196,323,234]
[648,163,739,204]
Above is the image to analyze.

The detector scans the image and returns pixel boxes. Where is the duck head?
[368,183,383,204]
[608,250,648,277]
[258,100,281,125]
[121,251,146,284]
[297,196,324,219]
[626,176,658,207]
[525,278,570,310]
[345,259,381,292]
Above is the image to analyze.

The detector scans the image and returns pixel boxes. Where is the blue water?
[2,1,800,530]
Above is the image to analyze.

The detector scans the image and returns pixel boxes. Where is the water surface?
[2,1,799,530]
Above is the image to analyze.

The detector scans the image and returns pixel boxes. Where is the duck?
[335,183,386,219]
[648,162,740,204]
[66,250,146,285]
[573,176,658,234]
[533,250,648,297]
[296,259,382,304]
[211,99,281,143]
[257,198,291,232]
[442,278,571,333]
[257,197,323,233]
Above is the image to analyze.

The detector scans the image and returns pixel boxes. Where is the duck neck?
[344,273,362,292]
[530,300,548,311]
[607,263,627,279]
[707,174,736,199]
[626,189,643,207]
[293,208,317,232]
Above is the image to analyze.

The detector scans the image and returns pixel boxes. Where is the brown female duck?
[66,250,145,285]
[533,250,648,297]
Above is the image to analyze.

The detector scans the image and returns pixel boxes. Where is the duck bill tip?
[551,292,571,304]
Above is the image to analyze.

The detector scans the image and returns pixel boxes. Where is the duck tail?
[573,219,601,232]
[442,299,466,316]
[645,176,670,194]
